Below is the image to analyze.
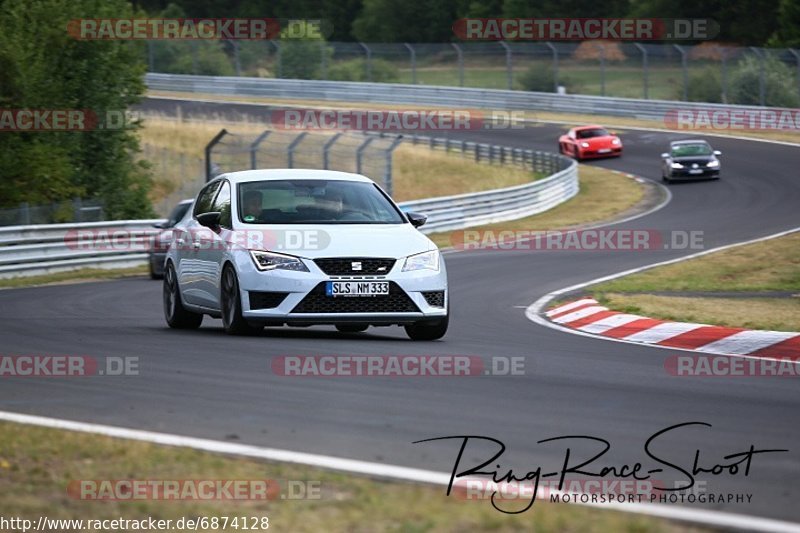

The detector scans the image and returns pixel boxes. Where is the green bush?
[328,58,399,82]
[728,55,800,107]
[684,68,723,103]
[281,39,329,79]
[516,62,576,93]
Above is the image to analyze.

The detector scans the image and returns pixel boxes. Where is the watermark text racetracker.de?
[0,355,138,377]
[665,108,800,131]
[0,109,143,132]
[666,355,800,377]
[453,18,719,41]
[67,18,333,40]
[272,355,526,377]
[451,229,704,251]
[68,478,320,501]
[66,228,330,253]
[271,109,526,131]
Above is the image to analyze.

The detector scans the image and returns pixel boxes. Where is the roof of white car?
[217,169,375,184]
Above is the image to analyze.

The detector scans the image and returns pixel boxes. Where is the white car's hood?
[241,223,435,259]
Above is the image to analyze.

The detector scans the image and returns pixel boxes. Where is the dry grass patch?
[0,421,707,533]
[600,293,800,332]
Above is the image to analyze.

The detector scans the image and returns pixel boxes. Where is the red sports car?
[558,125,622,160]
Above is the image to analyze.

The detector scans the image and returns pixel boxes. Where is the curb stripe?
[624,322,707,344]
[698,331,800,355]
[579,313,644,334]
[750,336,800,358]
[603,318,664,338]
[544,297,800,360]
[552,305,608,324]
[657,326,744,350]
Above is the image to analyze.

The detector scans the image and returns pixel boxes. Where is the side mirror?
[660,153,669,159]
[196,211,221,229]
[713,150,722,156]
[406,211,427,228]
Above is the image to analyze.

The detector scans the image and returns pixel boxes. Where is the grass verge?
[591,231,800,331]
[428,164,649,249]
[0,421,705,532]
[0,266,148,290]
[137,116,541,207]
[147,91,800,145]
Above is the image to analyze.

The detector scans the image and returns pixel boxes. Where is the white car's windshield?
[238,179,406,224]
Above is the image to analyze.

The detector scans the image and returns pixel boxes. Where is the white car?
[163,169,448,340]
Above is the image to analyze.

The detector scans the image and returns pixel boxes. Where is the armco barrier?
[0,153,576,279]
[145,73,778,122]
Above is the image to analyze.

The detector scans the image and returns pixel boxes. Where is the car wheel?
[163,262,203,329]
[405,313,448,341]
[336,325,369,333]
[220,265,261,336]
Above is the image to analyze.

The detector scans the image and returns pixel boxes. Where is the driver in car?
[242,190,263,222]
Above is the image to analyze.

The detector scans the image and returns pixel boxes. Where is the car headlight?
[250,250,309,272]
[611,138,621,145]
[671,162,684,169]
[402,250,440,272]
[707,160,720,168]
[580,142,590,148]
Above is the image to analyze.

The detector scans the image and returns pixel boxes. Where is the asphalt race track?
[1,97,799,523]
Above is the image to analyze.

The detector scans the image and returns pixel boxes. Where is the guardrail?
[0,146,576,279]
[146,73,778,122]
[0,220,164,278]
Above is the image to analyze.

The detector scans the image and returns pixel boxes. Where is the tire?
[336,324,369,333]
[405,314,448,341]
[163,262,203,329]
[220,265,261,336]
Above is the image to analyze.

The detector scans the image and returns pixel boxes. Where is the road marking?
[0,410,799,532]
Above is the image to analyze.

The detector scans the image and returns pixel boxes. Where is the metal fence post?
[359,42,372,82]
[191,41,199,74]
[73,198,82,222]
[147,41,155,71]
[205,129,228,182]
[320,41,328,80]
[720,46,729,103]
[790,49,800,104]
[250,130,271,169]
[750,47,766,106]
[499,41,512,90]
[356,137,376,175]
[230,40,241,76]
[384,136,404,196]
[270,40,282,78]
[451,43,464,87]
[287,132,308,168]
[674,44,687,101]
[20,202,30,225]
[404,43,416,84]
[545,42,559,92]
[634,43,648,99]
[322,133,343,169]
[595,43,606,96]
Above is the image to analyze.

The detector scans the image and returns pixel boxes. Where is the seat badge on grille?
[351,261,362,271]
[377,266,387,272]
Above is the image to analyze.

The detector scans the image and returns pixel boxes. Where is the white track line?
[1,410,798,532]
[526,226,800,364]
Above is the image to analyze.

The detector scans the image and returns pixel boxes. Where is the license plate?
[689,169,703,174]
[598,148,611,153]
[326,281,389,297]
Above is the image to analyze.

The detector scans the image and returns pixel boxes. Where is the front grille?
[422,291,445,307]
[291,282,419,314]
[314,257,396,276]
[249,291,289,309]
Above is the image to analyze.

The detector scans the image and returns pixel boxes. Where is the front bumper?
[579,147,622,159]
[668,168,720,179]
[233,254,448,326]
